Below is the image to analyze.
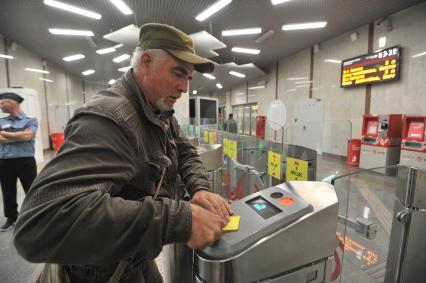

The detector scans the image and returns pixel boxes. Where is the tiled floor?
[0,150,400,283]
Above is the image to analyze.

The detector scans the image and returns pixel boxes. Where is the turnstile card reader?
[195,181,338,283]
[198,186,313,260]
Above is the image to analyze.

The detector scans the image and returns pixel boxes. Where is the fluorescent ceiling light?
[0,54,13,59]
[231,47,261,54]
[82,69,95,76]
[295,80,312,84]
[118,66,131,72]
[96,47,116,54]
[113,54,130,63]
[222,28,261,36]
[287,77,308,80]
[412,51,426,58]
[25,67,49,74]
[248,85,265,90]
[296,84,310,88]
[39,77,54,83]
[203,73,216,80]
[324,59,341,64]
[63,54,85,61]
[192,90,198,95]
[255,30,275,43]
[195,0,232,21]
[282,21,327,31]
[108,79,116,85]
[49,28,94,36]
[114,44,123,48]
[287,88,296,92]
[379,36,386,48]
[216,83,223,89]
[271,0,292,5]
[43,0,101,20]
[229,71,246,78]
[109,0,133,15]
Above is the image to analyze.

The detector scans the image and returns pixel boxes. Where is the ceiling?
[0,0,424,93]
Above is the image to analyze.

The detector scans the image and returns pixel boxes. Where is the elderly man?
[14,23,232,283]
[0,92,38,232]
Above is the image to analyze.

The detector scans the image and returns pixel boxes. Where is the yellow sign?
[268,151,281,180]
[209,132,214,144]
[223,138,229,156]
[286,157,308,181]
[203,130,208,143]
[228,140,237,160]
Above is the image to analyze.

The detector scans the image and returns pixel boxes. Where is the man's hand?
[191,190,233,223]
[0,129,33,143]
[187,203,227,250]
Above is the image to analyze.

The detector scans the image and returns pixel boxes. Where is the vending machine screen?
[367,120,378,136]
[407,122,425,141]
[246,196,281,219]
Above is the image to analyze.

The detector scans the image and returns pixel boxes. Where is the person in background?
[13,23,232,283]
[223,113,238,133]
[0,92,38,232]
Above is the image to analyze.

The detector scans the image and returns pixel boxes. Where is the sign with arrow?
[286,157,308,181]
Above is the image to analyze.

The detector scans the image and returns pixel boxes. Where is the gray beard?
[155,97,173,112]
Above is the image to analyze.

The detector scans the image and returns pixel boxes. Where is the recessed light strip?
[195,0,232,21]
[0,54,14,59]
[82,69,95,76]
[109,0,133,15]
[43,0,101,20]
[231,47,260,54]
[118,66,131,72]
[96,47,116,54]
[412,51,426,58]
[39,77,54,83]
[282,21,327,31]
[324,59,341,64]
[49,28,94,36]
[113,54,130,63]
[63,54,85,61]
[25,68,49,74]
[108,79,116,85]
[203,74,216,80]
[216,83,223,89]
[271,0,293,5]
[222,28,261,36]
[229,71,246,78]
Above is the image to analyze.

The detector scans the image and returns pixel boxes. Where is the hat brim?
[166,49,214,73]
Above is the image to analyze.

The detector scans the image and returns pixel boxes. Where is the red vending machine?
[400,115,426,169]
[256,115,266,139]
[359,114,402,175]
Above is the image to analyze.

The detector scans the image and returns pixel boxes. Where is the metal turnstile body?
[194,181,338,283]
[384,167,426,283]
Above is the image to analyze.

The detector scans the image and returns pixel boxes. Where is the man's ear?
[140,52,152,70]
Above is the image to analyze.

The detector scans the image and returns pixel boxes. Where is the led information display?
[341,46,401,88]
[246,196,281,219]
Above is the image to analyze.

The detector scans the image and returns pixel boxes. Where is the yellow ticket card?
[223,215,240,232]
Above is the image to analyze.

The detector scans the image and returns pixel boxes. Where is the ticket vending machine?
[399,115,426,169]
[194,181,338,283]
[359,114,402,175]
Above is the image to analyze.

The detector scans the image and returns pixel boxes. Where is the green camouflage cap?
[138,23,214,73]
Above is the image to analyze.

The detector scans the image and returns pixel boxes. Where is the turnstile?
[194,181,339,283]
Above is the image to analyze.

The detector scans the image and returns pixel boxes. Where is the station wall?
[210,1,426,157]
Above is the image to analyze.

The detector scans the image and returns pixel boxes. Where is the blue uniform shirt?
[0,112,38,159]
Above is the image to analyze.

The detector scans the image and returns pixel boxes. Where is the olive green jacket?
[13,70,209,265]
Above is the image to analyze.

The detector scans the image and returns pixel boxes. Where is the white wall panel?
[0,35,7,88]
[66,74,84,119]
[44,63,68,133]
[313,26,369,155]
[371,2,426,116]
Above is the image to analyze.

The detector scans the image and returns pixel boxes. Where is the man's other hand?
[191,190,233,223]
[187,204,227,250]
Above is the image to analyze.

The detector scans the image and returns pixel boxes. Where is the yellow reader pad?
[223,215,240,232]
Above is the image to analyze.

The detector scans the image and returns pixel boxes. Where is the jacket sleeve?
[13,114,192,265]
[173,118,210,196]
